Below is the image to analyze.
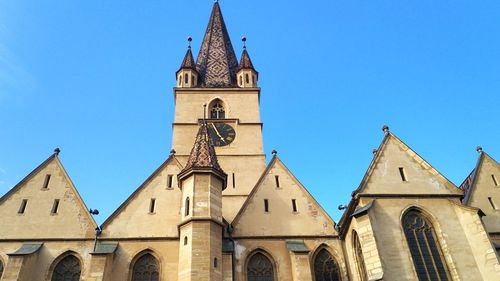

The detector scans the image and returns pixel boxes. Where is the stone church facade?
[0,2,499,281]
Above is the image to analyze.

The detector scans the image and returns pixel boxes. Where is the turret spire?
[176,37,198,87]
[237,37,258,87]
[178,121,227,188]
[196,1,239,87]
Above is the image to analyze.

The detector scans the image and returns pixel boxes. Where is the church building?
[0,2,499,281]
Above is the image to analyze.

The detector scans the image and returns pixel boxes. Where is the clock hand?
[210,123,226,143]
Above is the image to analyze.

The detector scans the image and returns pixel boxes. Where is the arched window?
[185,197,190,216]
[209,100,225,119]
[51,255,81,281]
[313,248,342,281]
[132,253,159,281]
[247,252,274,281]
[184,73,189,84]
[352,231,367,281]
[403,209,450,281]
[0,259,4,280]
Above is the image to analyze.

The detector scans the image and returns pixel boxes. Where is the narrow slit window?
[292,199,297,212]
[214,258,218,268]
[245,73,249,83]
[492,175,498,186]
[185,197,190,216]
[184,73,189,84]
[51,199,60,214]
[399,167,407,182]
[488,197,498,210]
[167,175,173,188]
[184,236,188,245]
[275,175,280,188]
[43,174,51,189]
[149,198,156,213]
[232,173,236,188]
[264,199,269,212]
[18,199,28,214]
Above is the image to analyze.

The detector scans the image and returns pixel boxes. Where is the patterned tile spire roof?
[178,121,227,188]
[177,47,197,74]
[238,47,256,72]
[196,1,238,87]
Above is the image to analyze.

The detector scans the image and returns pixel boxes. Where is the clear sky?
[0,0,499,225]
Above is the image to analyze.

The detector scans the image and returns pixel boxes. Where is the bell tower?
[171,1,266,221]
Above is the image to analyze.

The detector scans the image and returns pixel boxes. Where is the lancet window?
[313,248,342,281]
[352,231,367,281]
[132,253,160,281]
[210,100,225,119]
[247,252,274,281]
[51,255,81,281]
[403,209,450,281]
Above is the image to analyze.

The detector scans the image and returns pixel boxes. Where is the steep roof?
[238,48,256,72]
[462,150,500,205]
[178,121,227,187]
[195,1,239,87]
[177,47,197,74]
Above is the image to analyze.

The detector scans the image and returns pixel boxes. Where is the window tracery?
[247,252,274,281]
[352,231,367,281]
[403,209,450,281]
[51,255,81,281]
[313,248,342,281]
[132,253,160,281]
[210,100,225,119]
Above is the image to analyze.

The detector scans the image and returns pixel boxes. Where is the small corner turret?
[237,36,258,88]
[176,37,198,88]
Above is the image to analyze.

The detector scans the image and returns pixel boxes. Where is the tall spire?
[178,121,227,188]
[196,1,239,87]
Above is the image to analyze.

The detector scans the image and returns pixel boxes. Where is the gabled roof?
[231,155,336,235]
[0,150,98,233]
[196,1,239,87]
[462,150,499,205]
[352,131,460,196]
[101,154,183,228]
[178,121,227,187]
[238,48,256,72]
[177,47,197,74]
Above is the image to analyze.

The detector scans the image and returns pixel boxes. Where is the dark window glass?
[353,231,367,281]
[185,197,190,216]
[403,210,450,281]
[314,248,342,281]
[43,174,51,188]
[247,253,274,281]
[18,199,28,214]
[132,253,159,281]
[51,199,60,214]
[51,255,81,281]
[210,101,225,119]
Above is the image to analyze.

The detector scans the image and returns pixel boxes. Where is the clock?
[208,122,236,147]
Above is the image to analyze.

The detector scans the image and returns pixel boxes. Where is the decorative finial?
[242,36,247,49]
[372,149,378,155]
[54,147,61,156]
[476,146,483,153]
[271,149,277,156]
[187,36,192,49]
[170,149,176,155]
[382,125,390,134]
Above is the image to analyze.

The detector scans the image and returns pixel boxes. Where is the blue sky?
[0,0,499,224]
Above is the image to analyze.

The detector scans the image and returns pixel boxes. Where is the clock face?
[208,123,236,147]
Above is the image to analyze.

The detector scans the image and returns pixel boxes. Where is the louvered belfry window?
[314,248,342,281]
[132,253,159,281]
[51,255,81,281]
[403,210,450,281]
[247,253,274,281]
[352,231,368,281]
